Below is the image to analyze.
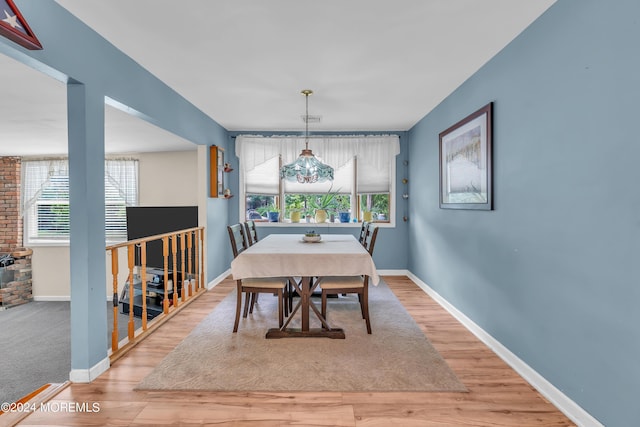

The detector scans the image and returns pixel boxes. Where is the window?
[22,159,138,244]
[237,135,399,224]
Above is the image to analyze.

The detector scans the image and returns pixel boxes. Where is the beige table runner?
[231,234,379,285]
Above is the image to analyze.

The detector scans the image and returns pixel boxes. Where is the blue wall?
[207,140,235,280]
[407,1,640,425]
[226,132,410,270]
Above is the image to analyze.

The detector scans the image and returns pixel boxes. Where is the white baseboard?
[69,356,110,383]
[407,272,602,427]
[33,296,70,301]
[377,269,409,276]
[34,270,400,300]
[207,268,231,290]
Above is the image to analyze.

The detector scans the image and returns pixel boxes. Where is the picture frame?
[439,102,493,210]
[209,145,224,198]
[0,0,43,50]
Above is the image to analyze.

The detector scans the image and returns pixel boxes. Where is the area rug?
[136,279,466,392]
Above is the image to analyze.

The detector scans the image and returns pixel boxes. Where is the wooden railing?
[106,226,205,360]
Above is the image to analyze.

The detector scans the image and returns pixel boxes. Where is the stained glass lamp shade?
[280,90,334,183]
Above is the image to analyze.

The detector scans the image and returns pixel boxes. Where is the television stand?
[120,268,183,319]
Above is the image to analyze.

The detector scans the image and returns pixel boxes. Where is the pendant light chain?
[303,89,311,150]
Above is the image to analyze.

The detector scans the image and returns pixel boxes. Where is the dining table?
[230,233,380,339]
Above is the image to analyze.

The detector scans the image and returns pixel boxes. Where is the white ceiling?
[1,0,556,156]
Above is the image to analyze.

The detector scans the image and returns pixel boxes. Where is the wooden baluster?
[180,233,186,301]
[187,231,193,296]
[106,226,206,361]
[111,248,119,353]
[127,244,135,341]
[172,235,178,308]
[163,236,169,314]
[140,242,147,330]
[200,228,205,291]
[194,230,200,291]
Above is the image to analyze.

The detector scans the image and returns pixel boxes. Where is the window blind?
[237,135,399,195]
[22,159,138,244]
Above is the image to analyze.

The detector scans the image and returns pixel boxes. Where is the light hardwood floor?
[16,276,574,426]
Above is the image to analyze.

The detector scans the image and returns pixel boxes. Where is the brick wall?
[0,249,33,308]
[0,157,22,252]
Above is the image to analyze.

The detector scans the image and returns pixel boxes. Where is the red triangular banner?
[0,0,42,50]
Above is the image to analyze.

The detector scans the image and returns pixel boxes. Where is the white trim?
[238,135,400,226]
[207,268,231,290]
[389,156,397,226]
[69,356,110,383]
[407,272,603,427]
[33,296,70,301]
[378,269,409,276]
[254,221,396,229]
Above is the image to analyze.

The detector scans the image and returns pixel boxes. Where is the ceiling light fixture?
[279,89,334,183]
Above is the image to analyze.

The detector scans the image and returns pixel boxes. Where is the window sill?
[24,240,70,247]
[253,220,395,228]
[26,239,126,247]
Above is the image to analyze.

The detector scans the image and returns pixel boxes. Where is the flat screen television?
[125,206,198,270]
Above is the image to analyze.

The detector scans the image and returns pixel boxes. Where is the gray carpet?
[137,280,467,392]
[0,301,70,405]
[0,301,140,405]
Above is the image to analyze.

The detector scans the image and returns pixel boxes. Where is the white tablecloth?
[231,234,380,285]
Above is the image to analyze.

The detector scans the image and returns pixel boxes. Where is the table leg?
[301,276,310,332]
[266,276,345,339]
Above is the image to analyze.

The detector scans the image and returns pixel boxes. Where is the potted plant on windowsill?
[289,199,303,223]
[373,196,389,222]
[333,194,351,223]
[310,189,339,224]
[267,202,280,222]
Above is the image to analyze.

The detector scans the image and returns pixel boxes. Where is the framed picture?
[0,0,43,50]
[439,102,493,210]
[210,145,224,198]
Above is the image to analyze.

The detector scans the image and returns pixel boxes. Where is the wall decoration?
[0,0,42,50]
[209,145,225,198]
[439,102,493,210]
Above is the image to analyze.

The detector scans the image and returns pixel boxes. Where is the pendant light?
[279,89,334,183]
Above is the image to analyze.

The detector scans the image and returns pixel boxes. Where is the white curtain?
[21,159,69,215]
[236,135,400,194]
[105,159,139,206]
[22,159,138,214]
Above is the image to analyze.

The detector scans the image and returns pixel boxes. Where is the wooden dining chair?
[227,224,288,332]
[243,220,261,307]
[320,223,379,334]
[245,219,295,313]
[358,221,370,245]
[362,222,378,253]
[244,220,259,246]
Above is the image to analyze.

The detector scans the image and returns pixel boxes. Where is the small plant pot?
[268,211,280,222]
[290,211,301,223]
[315,209,327,224]
[339,212,351,223]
